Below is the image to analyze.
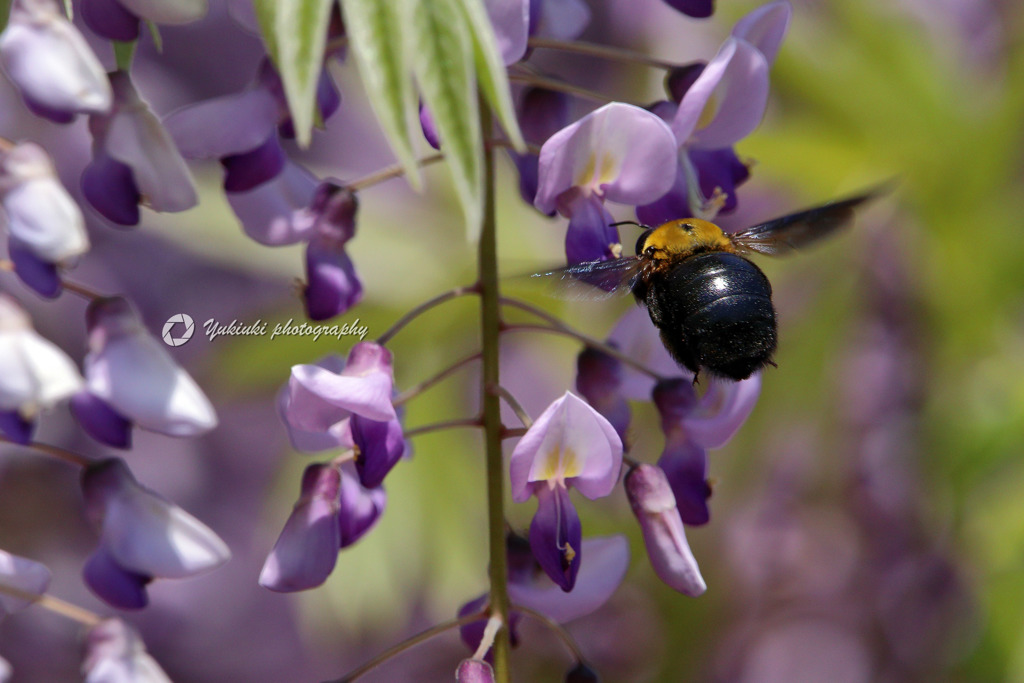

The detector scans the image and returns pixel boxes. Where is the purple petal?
[304,241,362,320]
[82,547,150,610]
[351,415,405,489]
[657,436,711,526]
[672,38,770,149]
[83,619,171,682]
[338,463,386,547]
[316,68,342,122]
[486,0,529,65]
[529,484,581,591]
[226,162,319,246]
[575,346,630,443]
[81,152,141,226]
[70,391,133,449]
[688,147,750,215]
[684,373,761,448]
[81,458,231,578]
[22,95,76,124]
[652,378,698,429]
[509,392,622,502]
[625,464,706,596]
[731,0,792,64]
[511,153,543,208]
[276,374,353,453]
[457,659,495,683]
[102,71,197,213]
[665,63,706,103]
[564,193,619,265]
[509,535,629,622]
[419,102,440,150]
[565,663,600,683]
[535,103,678,214]
[259,464,342,592]
[289,344,396,422]
[607,306,689,400]
[662,0,713,18]
[280,355,350,434]
[8,241,61,298]
[520,88,569,144]
[531,0,590,40]
[0,410,34,445]
[165,88,281,159]
[0,0,112,115]
[306,183,358,243]
[221,134,287,192]
[0,550,52,615]
[635,159,692,227]
[81,0,141,41]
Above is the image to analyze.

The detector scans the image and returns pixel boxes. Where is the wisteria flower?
[81,458,230,609]
[510,392,623,590]
[457,658,495,683]
[575,345,630,443]
[510,87,568,208]
[81,71,197,227]
[282,343,407,487]
[638,1,791,225]
[653,375,760,524]
[71,297,217,448]
[625,463,706,596]
[0,294,83,444]
[0,141,89,297]
[0,549,51,618]
[83,0,207,42]
[0,0,111,123]
[607,305,687,398]
[486,0,529,65]
[82,618,172,682]
[529,0,591,41]
[459,534,629,653]
[535,102,678,263]
[259,462,385,592]
[661,0,714,18]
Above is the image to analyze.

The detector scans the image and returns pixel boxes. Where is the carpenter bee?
[536,188,883,381]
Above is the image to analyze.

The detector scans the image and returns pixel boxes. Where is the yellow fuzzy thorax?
[641,218,734,259]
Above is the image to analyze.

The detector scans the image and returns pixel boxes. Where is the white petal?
[104,485,230,578]
[0,549,51,615]
[0,297,82,411]
[0,0,111,114]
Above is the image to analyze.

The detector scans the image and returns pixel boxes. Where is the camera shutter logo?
[162,313,195,347]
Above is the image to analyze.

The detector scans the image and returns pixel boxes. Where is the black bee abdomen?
[645,252,777,380]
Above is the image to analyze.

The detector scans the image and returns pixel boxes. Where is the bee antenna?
[609,220,651,230]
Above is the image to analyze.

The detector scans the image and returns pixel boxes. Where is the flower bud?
[456,659,495,683]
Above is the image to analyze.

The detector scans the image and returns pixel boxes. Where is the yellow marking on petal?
[596,153,619,185]
[535,445,582,482]
[574,152,597,189]
[563,543,576,563]
[697,92,720,130]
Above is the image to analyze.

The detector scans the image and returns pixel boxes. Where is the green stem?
[0,437,93,468]
[478,105,512,683]
[375,285,478,346]
[526,36,678,71]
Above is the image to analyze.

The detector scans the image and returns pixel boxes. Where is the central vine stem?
[478,105,511,680]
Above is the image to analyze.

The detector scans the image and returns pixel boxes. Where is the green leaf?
[340,0,421,189]
[401,0,482,238]
[254,0,334,148]
[454,0,525,152]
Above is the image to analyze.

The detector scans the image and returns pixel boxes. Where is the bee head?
[608,220,655,257]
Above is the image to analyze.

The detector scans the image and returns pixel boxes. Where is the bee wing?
[730,186,885,256]
[531,257,643,300]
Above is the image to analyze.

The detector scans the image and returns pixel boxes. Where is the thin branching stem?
[495,386,532,428]
[346,152,445,192]
[0,261,104,301]
[0,584,102,627]
[403,417,483,439]
[376,284,479,346]
[513,603,587,662]
[527,36,678,71]
[507,71,612,105]
[0,437,93,468]
[499,297,667,381]
[393,351,482,406]
[322,610,487,683]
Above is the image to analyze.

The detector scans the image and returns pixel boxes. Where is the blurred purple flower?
[575,345,630,444]
[639,2,791,224]
[82,618,172,682]
[662,0,713,18]
[652,375,760,525]
[535,102,678,263]
[625,463,706,596]
[564,662,600,683]
[0,0,111,123]
[0,294,83,444]
[83,0,207,41]
[81,458,230,609]
[510,87,568,209]
[510,392,622,590]
[529,0,590,40]
[607,305,686,399]
[301,183,363,320]
[459,533,628,652]
[0,550,51,618]
[82,71,197,227]
[486,0,529,65]
[71,297,217,447]
[0,142,89,297]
